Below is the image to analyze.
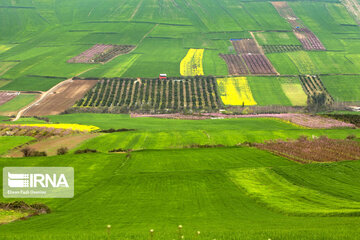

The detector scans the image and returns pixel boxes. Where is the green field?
[321,75,360,102]
[0,0,359,91]
[37,113,360,152]
[247,76,292,106]
[1,147,360,239]
[0,94,37,114]
[0,136,34,155]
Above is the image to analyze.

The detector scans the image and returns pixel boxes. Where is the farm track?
[17,79,98,118]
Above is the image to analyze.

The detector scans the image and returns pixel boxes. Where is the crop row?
[68,44,135,64]
[271,2,326,51]
[294,28,326,51]
[299,75,334,104]
[257,136,360,163]
[77,77,222,111]
[220,53,277,75]
[262,45,303,53]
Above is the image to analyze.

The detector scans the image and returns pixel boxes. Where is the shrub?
[21,147,33,157]
[20,147,47,157]
[74,149,97,154]
[30,203,51,214]
[57,147,69,155]
[346,134,357,140]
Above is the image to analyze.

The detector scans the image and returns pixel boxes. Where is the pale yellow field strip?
[281,83,307,106]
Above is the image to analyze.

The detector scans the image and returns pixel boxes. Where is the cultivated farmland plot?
[262,44,303,53]
[24,80,98,116]
[75,77,221,112]
[299,75,334,104]
[257,137,360,163]
[220,39,277,75]
[294,28,326,51]
[271,1,305,28]
[272,1,326,51]
[216,77,257,106]
[0,92,18,106]
[67,44,135,64]
[231,39,261,54]
[219,54,249,75]
[242,53,277,75]
[180,49,204,76]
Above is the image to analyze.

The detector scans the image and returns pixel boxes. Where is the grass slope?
[1,148,360,239]
[0,136,34,155]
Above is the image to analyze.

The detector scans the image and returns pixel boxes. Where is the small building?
[159,74,167,80]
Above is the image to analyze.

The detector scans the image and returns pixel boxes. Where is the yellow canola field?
[217,77,257,106]
[20,124,99,132]
[180,49,204,76]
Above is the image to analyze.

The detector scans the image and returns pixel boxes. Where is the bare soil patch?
[8,133,98,157]
[242,53,277,75]
[256,137,360,163]
[0,201,50,225]
[231,39,261,54]
[294,29,326,51]
[220,54,249,75]
[0,92,18,106]
[68,44,135,64]
[24,80,98,116]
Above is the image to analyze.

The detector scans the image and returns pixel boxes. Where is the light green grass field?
[44,113,360,152]
[254,32,301,46]
[279,77,308,106]
[247,76,292,106]
[0,136,34,155]
[321,75,360,102]
[1,148,360,239]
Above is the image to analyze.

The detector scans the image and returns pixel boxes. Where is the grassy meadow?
[1,147,360,240]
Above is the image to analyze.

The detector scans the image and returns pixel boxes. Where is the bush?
[57,147,68,155]
[346,134,357,140]
[30,203,51,214]
[20,147,47,157]
[21,147,33,157]
[74,149,97,154]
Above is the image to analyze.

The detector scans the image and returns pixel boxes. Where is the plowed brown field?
[24,80,98,116]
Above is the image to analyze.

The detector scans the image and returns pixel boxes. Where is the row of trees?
[75,77,222,113]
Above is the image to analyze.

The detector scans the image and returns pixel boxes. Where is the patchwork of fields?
[0,114,360,239]
[1,0,360,239]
